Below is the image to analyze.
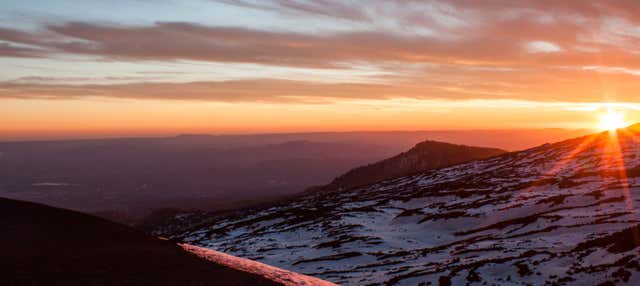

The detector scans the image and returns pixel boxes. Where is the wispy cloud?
[2,1,640,103]
[4,65,640,103]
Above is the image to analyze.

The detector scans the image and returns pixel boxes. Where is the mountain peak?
[323,139,506,191]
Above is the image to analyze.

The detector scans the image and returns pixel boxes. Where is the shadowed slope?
[0,197,280,286]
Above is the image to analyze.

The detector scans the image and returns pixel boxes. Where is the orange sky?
[2,1,640,139]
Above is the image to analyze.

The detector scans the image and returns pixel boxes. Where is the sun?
[598,108,626,131]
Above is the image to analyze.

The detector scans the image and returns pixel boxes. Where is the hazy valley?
[0,129,585,223]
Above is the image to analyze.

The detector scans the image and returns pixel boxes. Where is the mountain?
[0,130,583,221]
[0,197,334,286]
[140,140,505,236]
[0,136,406,220]
[324,140,506,191]
[169,125,640,285]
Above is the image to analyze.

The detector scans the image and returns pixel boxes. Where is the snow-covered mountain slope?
[175,125,640,285]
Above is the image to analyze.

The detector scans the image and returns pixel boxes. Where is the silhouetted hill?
[0,197,280,286]
[324,140,507,191]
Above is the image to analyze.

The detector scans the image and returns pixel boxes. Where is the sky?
[3,0,640,140]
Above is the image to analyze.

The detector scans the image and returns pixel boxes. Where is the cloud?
[5,65,640,103]
[525,41,563,53]
[1,2,639,71]
[0,80,396,103]
[3,1,640,103]
[0,20,629,69]
[0,42,43,57]
[217,0,368,21]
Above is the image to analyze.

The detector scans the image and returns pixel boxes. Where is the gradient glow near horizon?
[2,0,640,140]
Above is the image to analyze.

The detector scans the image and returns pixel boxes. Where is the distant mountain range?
[1,197,334,286]
[169,125,640,285]
[142,140,508,236]
[0,135,408,219]
[323,140,506,192]
[0,129,587,220]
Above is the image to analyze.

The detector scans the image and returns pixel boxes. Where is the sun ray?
[602,129,640,249]
[542,134,599,176]
[598,108,626,131]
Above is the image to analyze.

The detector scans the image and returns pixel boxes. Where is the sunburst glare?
[598,108,626,131]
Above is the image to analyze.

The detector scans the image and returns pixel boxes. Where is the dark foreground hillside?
[0,197,280,286]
